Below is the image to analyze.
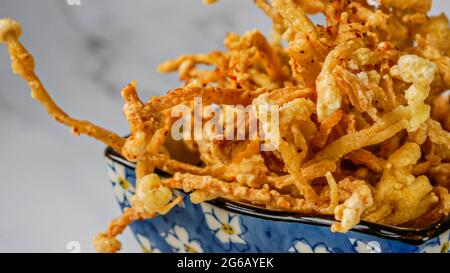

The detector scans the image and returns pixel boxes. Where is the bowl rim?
[105,146,450,246]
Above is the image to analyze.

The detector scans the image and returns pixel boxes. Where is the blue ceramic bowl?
[105,147,450,253]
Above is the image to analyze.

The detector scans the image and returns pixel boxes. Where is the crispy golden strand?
[254,0,286,43]
[0,18,125,153]
[381,0,431,13]
[148,154,210,175]
[93,208,153,253]
[365,142,438,225]
[312,109,343,148]
[316,39,364,121]
[344,149,386,173]
[274,0,329,87]
[332,180,373,233]
[265,160,336,190]
[167,173,319,212]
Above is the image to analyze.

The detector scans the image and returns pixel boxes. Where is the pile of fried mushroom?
[0,0,449,253]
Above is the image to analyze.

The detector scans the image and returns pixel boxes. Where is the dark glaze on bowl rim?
[105,146,450,246]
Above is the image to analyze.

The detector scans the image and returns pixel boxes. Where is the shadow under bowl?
[104,147,450,253]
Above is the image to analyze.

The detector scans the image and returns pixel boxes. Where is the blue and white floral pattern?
[420,231,450,253]
[163,225,203,253]
[136,233,161,253]
[106,159,135,206]
[201,203,248,251]
[105,155,450,253]
[288,239,330,253]
[350,239,382,253]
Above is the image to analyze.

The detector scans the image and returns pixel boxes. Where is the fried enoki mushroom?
[365,142,438,225]
[331,178,373,233]
[0,18,125,153]
[1,0,450,253]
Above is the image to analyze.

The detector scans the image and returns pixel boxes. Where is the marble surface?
[0,0,448,252]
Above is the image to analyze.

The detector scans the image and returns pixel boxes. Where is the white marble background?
[0,0,448,252]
